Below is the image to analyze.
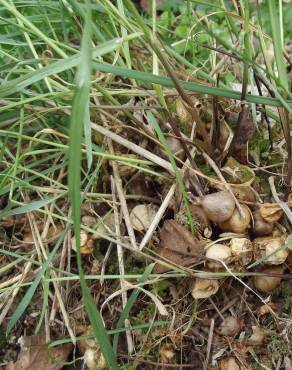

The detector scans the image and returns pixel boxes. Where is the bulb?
[259,203,283,223]
[253,266,283,293]
[130,204,158,232]
[164,136,186,161]
[230,238,253,265]
[199,191,235,223]
[205,244,232,271]
[218,316,242,337]
[71,231,88,252]
[232,185,256,203]
[84,348,106,370]
[252,210,274,237]
[218,204,251,234]
[253,236,288,265]
[191,278,219,299]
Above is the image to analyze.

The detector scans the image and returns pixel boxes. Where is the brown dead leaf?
[6,334,72,370]
[260,203,283,223]
[159,344,175,363]
[154,220,204,273]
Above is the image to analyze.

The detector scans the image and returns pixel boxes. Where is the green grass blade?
[0,193,64,218]
[0,34,141,98]
[267,0,288,92]
[93,62,292,108]
[48,320,170,348]
[68,3,118,368]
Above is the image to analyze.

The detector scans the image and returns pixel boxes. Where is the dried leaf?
[159,344,175,363]
[229,108,255,164]
[260,203,283,223]
[155,220,204,273]
[6,334,72,370]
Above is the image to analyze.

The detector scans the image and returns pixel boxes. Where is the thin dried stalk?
[107,138,138,250]
[0,257,34,325]
[111,176,134,354]
[26,208,75,344]
[139,183,176,251]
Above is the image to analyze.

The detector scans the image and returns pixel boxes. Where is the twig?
[92,121,174,173]
[111,176,134,354]
[119,355,195,368]
[209,297,224,321]
[91,121,237,189]
[204,318,214,370]
[25,201,75,344]
[269,176,292,225]
[278,109,292,188]
[107,138,138,250]
[253,72,273,149]
[0,256,34,325]
[139,183,176,251]
[100,242,113,286]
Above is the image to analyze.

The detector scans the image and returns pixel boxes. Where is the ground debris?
[5,334,72,370]
[154,219,204,273]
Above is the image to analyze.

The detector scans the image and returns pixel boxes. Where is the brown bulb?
[218,204,251,234]
[166,136,186,161]
[253,210,274,236]
[205,244,232,271]
[218,316,242,337]
[199,191,235,223]
[253,266,283,293]
[232,185,256,203]
[253,236,288,265]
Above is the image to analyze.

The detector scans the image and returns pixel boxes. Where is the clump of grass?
[0,0,291,368]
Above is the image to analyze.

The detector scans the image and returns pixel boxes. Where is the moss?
[151,280,170,299]
[0,331,7,352]
[267,332,292,357]
[281,281,292,315]
[224,157,255,184]
[132,302,156,326]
